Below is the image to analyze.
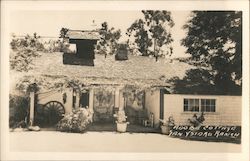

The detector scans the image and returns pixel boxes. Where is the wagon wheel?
[43,101,65,126]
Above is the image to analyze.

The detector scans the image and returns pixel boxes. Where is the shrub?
[9,95,29,128]
[10,33,45,51]
[188,112,205,129]
[56,108,93,133]
[43,39,70,53]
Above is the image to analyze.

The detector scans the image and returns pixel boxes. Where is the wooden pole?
[119,90,124,110]
[89,89,94,110]
[115,87,120,108]
[29,91,35,126]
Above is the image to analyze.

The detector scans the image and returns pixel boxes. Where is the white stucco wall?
[164,94,242,126]
[145,90,160,127]
[37,88,73,114]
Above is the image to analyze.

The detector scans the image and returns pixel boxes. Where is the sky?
[10,10,191,58]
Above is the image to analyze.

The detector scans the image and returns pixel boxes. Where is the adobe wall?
[164,94,242,126]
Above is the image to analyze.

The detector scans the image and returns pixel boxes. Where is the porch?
[41,123,160,133]
[32,84,163,129]
[88,123,160,133]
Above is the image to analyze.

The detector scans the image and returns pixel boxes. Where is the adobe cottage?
[63,30,100,66]
[22,52,242,129]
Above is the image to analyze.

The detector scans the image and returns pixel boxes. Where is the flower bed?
[56,108,93,133]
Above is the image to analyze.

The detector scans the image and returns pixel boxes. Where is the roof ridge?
[68,29,99,32]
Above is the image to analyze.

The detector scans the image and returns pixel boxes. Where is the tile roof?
[10,52,193,92]
[65,30,100,40]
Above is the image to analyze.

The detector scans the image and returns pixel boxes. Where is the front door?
[79,90,89,108]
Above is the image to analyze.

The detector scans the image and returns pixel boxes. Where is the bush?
[56,108,93,133]
[9,95,29,128]
[10,33,45,51]
[43,39,70,53]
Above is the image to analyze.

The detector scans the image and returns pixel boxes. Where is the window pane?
[184,105,188,111]
[190,105,195,111]
[184,99,188,105]
[190,99,194,106]
[201,99,205,106]
[206,99,210,105]
[200,99,216,112]
[183,98,203,112]
[211,105,215,112]
[195,99,199,106]
[201,105,205,112]
[206,106,210,112]
[211,99,215,106]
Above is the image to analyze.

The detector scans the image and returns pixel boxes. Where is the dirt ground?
[9,131,241,153]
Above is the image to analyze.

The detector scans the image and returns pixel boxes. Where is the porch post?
[114,87,120,108]
[119,89,124,110]
[75,91,80,108]
[29,91,35,126]
[89,88,94,110]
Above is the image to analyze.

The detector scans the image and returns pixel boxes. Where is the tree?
[167,69,218,95]
[95,22,121,58]
[181,11,242,95]
[60,28,69,38]
[127,10,174,60]
[127,19,152,56]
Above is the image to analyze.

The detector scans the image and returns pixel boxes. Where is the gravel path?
[10,131,241,153]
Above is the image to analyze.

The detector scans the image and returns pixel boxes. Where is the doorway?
[79,90,89,108]
[93,89,115,123]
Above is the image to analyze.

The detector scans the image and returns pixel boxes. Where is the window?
[184,99,199,112]
[201,99,216,112]
[184,98,216,112]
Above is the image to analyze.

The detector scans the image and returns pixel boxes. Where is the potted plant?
[113,109,129,132]
[159,115,175,135]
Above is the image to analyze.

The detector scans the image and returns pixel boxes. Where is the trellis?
[16,74,171,95]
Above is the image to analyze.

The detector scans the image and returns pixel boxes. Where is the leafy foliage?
[127,10,174,59]
[114,110,127,123]
[56,108,94,133]
[9,95,29,128]
[168,69,216,94]
[177,11,242,95]
[95,22,121,57]
[10,33,70,72]
[43,39,70,53]
[188,112,205,128]
[159,115,175,127]
[59,27,69,38]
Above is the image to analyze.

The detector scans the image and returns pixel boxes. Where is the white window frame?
[184,98,216,112]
